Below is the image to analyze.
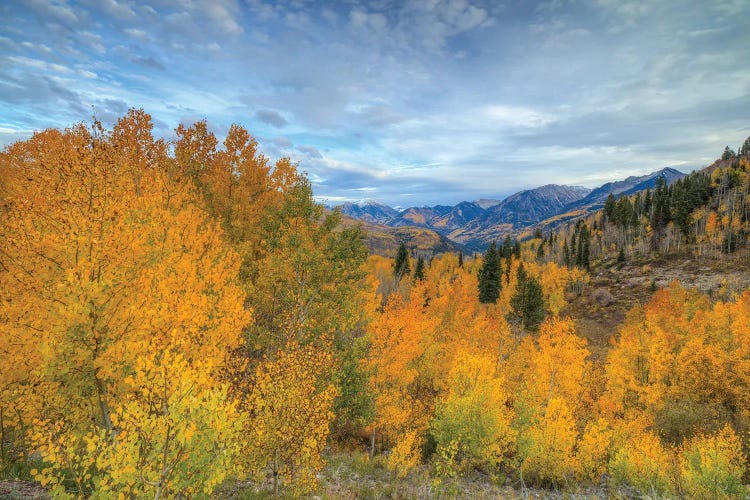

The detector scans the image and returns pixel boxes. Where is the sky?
[1,0,749,207]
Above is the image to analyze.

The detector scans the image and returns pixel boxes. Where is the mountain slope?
[566,167,685,212]
[449,185,590,247]
[338,215,465,257]
[338,200,399,225]
[390,205,454,228]
[333,168,688,251]
[482,184,591,227]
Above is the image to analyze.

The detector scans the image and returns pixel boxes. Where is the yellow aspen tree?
[679,425,746,499]
[430,350,515,477]
[365,284,437,466]
[0,112,249,496]
[240,342,338,494]
[519,397,578,486]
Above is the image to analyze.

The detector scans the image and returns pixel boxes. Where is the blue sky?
[1,0,749,207]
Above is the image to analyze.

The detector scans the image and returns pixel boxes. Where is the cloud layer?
[1,0,749,205]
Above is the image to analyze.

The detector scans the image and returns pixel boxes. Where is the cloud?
[130,55,165,70]
[123,28,150,42]
[272,136,293,148]
[96,0,135,20]
[25,0,78,26]
[2,0,749,205]
[255,109,287,127]
[296,145,322,159]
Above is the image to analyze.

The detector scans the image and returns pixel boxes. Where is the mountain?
[474,198,502,209]
[390,205,454,228]
[337,200,399,225]
[481,184,591,228]
[566,167,685,212]
[334,168,688,252]
[432,201,487,231]
[338,215,464,257]
[448,185,591,247]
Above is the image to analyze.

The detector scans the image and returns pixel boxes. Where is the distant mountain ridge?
[338,200,398,225]
[334,167,686,252]
[565,167,685,212]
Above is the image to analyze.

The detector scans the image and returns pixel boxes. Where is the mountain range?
[335,167,686,252]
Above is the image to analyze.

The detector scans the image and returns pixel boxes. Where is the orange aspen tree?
[0,112,249,496]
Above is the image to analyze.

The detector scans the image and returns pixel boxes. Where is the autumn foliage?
[1,112,750,497]
[0,111,365,496]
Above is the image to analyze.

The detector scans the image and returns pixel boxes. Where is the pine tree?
[458,251,464,268]
[576,224,590,270]
[478,242,501,304]
[604,193,616,221]
[509,264,546,331]
[501,236,513,259]
[741,136,750,157]
[394,243,411,280]
[643,189,653,215]
[536,240,545,260]
[414,256,426,282]
[722,146,736,160]
[562,240,570,267]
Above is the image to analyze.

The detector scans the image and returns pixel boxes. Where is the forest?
[1,110,750,498]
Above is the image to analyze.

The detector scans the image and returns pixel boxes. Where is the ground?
[0,480,47,500]
[562,249,750,361]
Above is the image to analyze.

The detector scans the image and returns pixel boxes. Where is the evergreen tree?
[478,242,501,304]
[604,193,616,221]
[509,264,546,331]
[393,242,411,280]
[671,178,692,237]
[576,224,590,270]
[536,240,545,260]
[650,177,672,249]
[458,250,464,268]
[501,236,513,259]
[722,145,736,160]
[741,136,750,157]
[643,188,652,215]
[414,256,426,282]
[513,240,521,258]
[562,240,570,267]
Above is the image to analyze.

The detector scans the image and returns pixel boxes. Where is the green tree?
[722,146,736,160]
[562,240,571,268]
[414,256,426,282]
[576,224,590,270]
[458,250,464,268]
[394,243,411,280]
[740,136,750,157]
[509,264,546,331]
[478,242,501,304]
[604,193,616,221]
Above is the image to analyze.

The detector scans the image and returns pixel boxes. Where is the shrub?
[609,431,676,496]
[679,425,746,499]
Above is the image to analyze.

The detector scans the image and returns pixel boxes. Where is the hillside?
[338,214,464,257]
[565,167,685,212]
[449,184,591,247]
[335,170,691,251]
[338,200,399,225]
[335,184,591,250]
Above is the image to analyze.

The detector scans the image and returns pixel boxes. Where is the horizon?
[2,1,749,206]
